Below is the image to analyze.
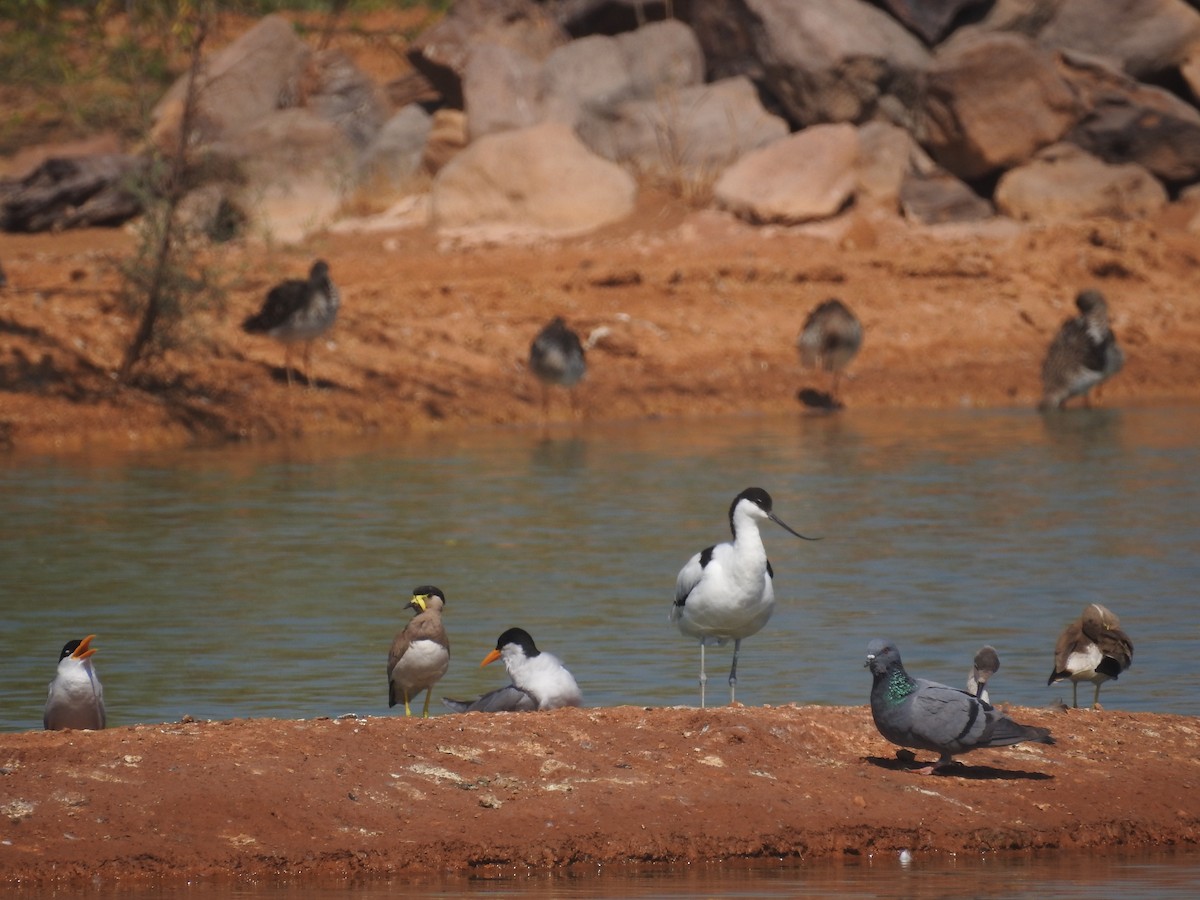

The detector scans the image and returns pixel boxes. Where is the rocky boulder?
[577,76,789,181]
[920,29,1080,179]
[1059,51,1200,184]
[150,15,310,152]
[407,0,567,109]
[430,122,637,237]
[682,0,930,127]
[713,123,859,224]
[995,142,1168,221]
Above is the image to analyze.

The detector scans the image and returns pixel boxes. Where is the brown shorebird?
[529,316,587,416]
[796,298,863,409]
[242,260,340,387]
[1048,603,1134,709]
[1039,289,1124,411]
[387,586,450,718]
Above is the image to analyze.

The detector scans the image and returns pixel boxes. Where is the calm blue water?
[1,406,1197,729]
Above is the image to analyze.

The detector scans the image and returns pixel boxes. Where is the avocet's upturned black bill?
[670,487,818,708]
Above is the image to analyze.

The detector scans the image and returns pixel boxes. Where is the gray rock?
[714,123,859,224]
[306,49,388,153]
[920,29,1080,179]
[537,20,702,128]
[430,122,637,237]
[360,105,434,189]
[407,0,567,108]
[463,43,542,140]
[151,15,310,149]
[213,109,354,243]
[981,0,1200,80]
[856,121,937,210]
[578,76,789,180]
[1060,51,1200,183]
[995,142,1167,222]
[683,0,930,128]
[877,0,995,45]
[900,169,993,224]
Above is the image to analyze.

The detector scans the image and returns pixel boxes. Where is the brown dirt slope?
[2,705,1198,886]
[2,195,1200,455]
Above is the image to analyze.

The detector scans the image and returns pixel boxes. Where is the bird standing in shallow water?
[446,627,581,712]
[1048,603,1133,709]
[866,638,1054,775]
[242,259,340,388]
[966,645,1000,704]
[44,635,106,730]
[387,586,450,717]
[1039,289,1123,410]
[529,316,586,418]
[671,487,817,708]
[796,298,862,409]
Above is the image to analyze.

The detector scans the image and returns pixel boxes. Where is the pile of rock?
[5,0,1200,240]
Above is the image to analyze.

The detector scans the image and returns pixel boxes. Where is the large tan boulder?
[920,29,1081,179]
[713,124,859,224]
[994,142,1168,222]
[430,122,636,237]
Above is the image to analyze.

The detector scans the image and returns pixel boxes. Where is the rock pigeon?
[1048,603,1133,709]
[446,627,581,712]
[1039,289,1123,410]
[242,259,340,387]
[44,635,106,731]
[796,297,863,409]
[865,638,1054,774]
[387,586,450,717]
[671,487,817,707]
[966,645,1000,704]
[529,316,586,416]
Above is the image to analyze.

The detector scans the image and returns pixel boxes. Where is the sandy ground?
[2,190,1200,457]
[1,704,1198,887]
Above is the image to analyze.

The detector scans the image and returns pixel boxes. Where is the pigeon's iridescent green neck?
[884,669,917,705]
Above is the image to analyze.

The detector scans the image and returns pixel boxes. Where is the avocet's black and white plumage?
[242,259,340,387]
[796,298,863,408]
[446,627,581,712]
[387,586,450,718]
[529,317,586,416]
[44,635,106,731]
[671,487,817,707]
[1048,603,1133,709]
[867,638,1054,774]
[966,645,1000,704]
[1039,289,1123,411]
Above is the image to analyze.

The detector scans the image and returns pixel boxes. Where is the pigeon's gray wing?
[912,679,1052,753]
[443,684,537,713]
[909,680,993,752]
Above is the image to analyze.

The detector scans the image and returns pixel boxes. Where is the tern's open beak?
[73,634,98,660]
[769,511,820,542]
[480,648,502,668]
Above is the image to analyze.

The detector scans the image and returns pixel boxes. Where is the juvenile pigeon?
[866,638,1054,774]
[1048,603,1133,709]
[966,645,1000,703]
